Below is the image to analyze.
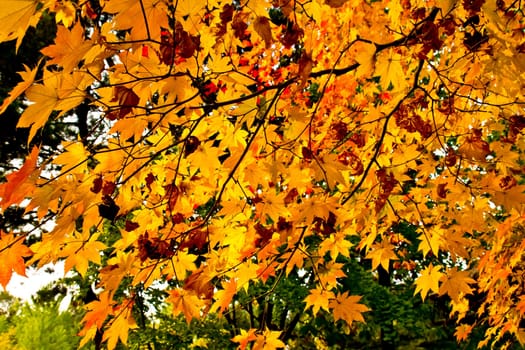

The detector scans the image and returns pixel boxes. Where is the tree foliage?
[1,0,525,348]
[0,290,83,350]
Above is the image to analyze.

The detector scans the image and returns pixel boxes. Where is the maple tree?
[1,0,525,348]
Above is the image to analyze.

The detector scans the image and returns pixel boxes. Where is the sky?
[6,261,65,301]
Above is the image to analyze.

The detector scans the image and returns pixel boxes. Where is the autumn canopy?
[1,0,525,348]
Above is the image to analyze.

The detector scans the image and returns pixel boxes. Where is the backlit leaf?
[414,263,444,300]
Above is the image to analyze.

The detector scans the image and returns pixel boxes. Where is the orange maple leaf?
[455,324,473,342]
[458,135,491,162]
[232,328,257,350]
[0,146,38,209]
[0,233,33,288]
[80,291,113,333]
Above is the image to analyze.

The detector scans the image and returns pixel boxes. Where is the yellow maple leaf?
[490,184,525,212]
[187,141,223,179]
[329,292,370,325]
[318,262,346,290]
[0,63,39,114]
[99,251,138,296]
[210,279,237,315]
[414,263,444,300]
[50,0,76,27]
[168,288,206,324]
[354,41,376,78]
[304,287,334,316]
[62,231,106,277]
[439,267,476,302]
[168,249,197,280]
[374,50,408,91]
[0,0,40,49]
[253,329,285,350]
[280,247,305,276]
[103,301,137,350]
[418,226,444,257]
[53,141,89,173]
[365,240,398,271]
[41,22,94,72]
[255,190,290,222]
[18,70,87,143]
[105,0,169,40]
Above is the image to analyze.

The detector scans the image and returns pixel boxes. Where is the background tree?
[1,0,525,349]
[0,288,84,350]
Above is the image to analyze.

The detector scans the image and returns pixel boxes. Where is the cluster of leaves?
[2,0,525,349]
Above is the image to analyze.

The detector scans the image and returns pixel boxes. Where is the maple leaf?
[0,63,38,114]
[253,16,273,48]
[418,226,444,257]
[365,240,398,271]
[281,247,305,276]
[168,288,206,324]
[414,263,444,300]
[81,291,113,332]
[62,231,106,277]
[52,1,76,27]
[99,252,138,296]
[0,0,40,49]
[252,329,286,350]
[103,302,138,350]
[439,267,477,302]
[318,262,346,290]
[210,279,237,315]
[232,328,257,350]
[0,233,33,288]
[375,51,408,91]
[304,287,334,316]
[329,292,370,325]
[41,23,94,72]
[516,295,525,316]
[0,146,38,209]
[53,141,89,173]
[18,70,88,143]
[490,184,525,211]
[455,324,473,342]
[168,249,197,280]
[458,135,491,161]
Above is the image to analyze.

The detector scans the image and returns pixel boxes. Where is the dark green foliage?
[0,13,57,165]
[128,311,233,350]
